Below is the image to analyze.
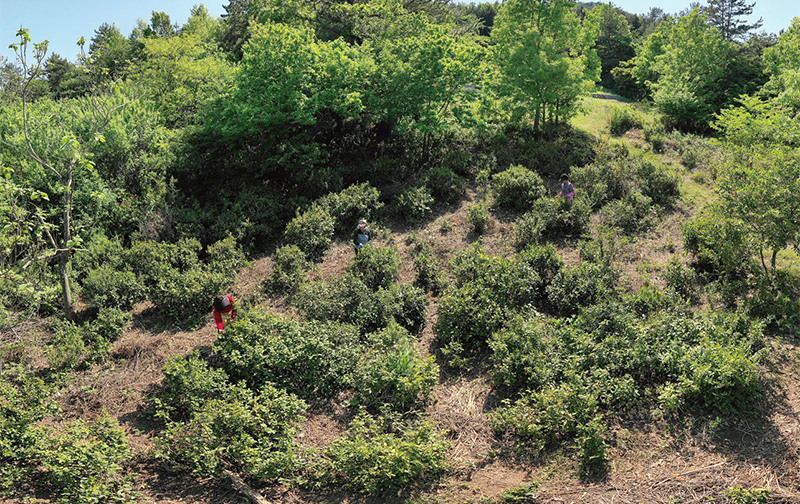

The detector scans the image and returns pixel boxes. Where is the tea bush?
[284,205,335,262]
[396,186,434,223]
[622,283,689,317]
[514,198,591,248]
[744,272,800,329]
[264,244,313,294]
[631,157,680,208]
[682,213,751,279]
[378,282,428,335]
[293,275,383,333]
[608,106,644,135]
[546,263,618,317]
[323,410,449,496]
[155,351,243,421]
[661,256,699,304]
[214,311,361,398]
[467,201,490,234]
[489,317,553,392]
[422,166,465,205]
[0,364,57,494]
[150,267,230,324]
[34,411,138,504]
[155,382,306,480]
[205,234,248,273]
[348,245,401,291]
[81,265,146,311]
[315,183,383,235]
[354,322,438,409]
[598,192,654,235]
[435,281,506,365]
[488,379,605,464]
[411,240,447,295]
[491,165,546,210]
[577,225,630,269]
[570,159,629,210]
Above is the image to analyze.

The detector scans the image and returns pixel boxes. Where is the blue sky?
[1,0,794,65]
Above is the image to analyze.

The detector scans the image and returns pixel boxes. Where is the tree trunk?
[60,162,75,319]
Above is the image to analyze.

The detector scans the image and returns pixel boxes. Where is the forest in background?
[2,0,800,502]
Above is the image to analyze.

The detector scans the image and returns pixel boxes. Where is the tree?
[89,23,133,81]
[2,30,132,318]
[586,4,635,89]
[713,95,800,276]
[704,0,763,41]
[490,0,599,132]
[762,18,800,112]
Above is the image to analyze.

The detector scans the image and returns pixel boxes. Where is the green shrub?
[264,244,313,294]
[284,205,335,262]
[608,106,643,135]
[0,364,56,494]
[90,307,132,343]
[546,263,617,317]
[412,241,447,295]
[354,322,438,409]
[723,485,770,504]
[151,267,230,324]
[348,245,401,291]
[435,281,506,365]
[491,165,546,210]
[155,382,306,480]
[489,317,553,392]
[598,192,654,235]
[35,411,138,504]
[422,166,465,205]
[622,283,689,317]
[661,256,699,304]
[467,201,490,234]
[81,265,146,311]
[123,238,237,324]
[744,272,800,329]
[316,183,383,236]
[206,234,248,273]
[514,198,591,248]
[682,213,751,279]
[378,282,429,335]
[676,340,762,415]
[293,275,383,333]
[570,159,629,210]
[577,225,631,268]
[47,318,111,372]
[632,157,680,208]
[155,351,241,421]
[214,311,361,398]
[323,410,449,496]
[395,186,434,223]
[488,380,602,457]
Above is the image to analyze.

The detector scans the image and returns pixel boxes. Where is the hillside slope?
[6,97,800,504]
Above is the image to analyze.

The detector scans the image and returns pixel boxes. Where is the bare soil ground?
[7,138,800,504]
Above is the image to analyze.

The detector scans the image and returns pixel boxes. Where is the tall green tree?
[713,95,800,275]
[2,30,132,318]
[586,4,635,90]
[762,17,800,112]
[490,0,599,131]
[703,0,762,41]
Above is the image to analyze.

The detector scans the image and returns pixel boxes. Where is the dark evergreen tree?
[704,0,763,41]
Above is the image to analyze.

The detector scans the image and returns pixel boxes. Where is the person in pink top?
[556,173,574,204]
[213,295,237,332]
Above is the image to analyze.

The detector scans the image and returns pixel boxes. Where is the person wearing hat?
[556,173,574,204]
[352,219,372,255]
[213,295,237,332]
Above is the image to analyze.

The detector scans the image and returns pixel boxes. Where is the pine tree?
[704,0,763,41]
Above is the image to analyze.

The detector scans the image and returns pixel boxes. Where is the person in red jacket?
[213,295,237,332]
